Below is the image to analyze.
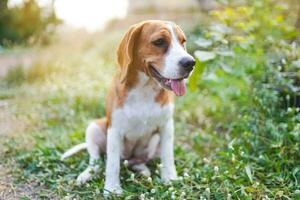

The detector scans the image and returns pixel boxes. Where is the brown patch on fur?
[116,22,143,87]
[106,20,182,126]
[173,24,187,47]
[137,21,172,73]
[155,89,174,106]
[104,76,129,127]
[96,117,108,134]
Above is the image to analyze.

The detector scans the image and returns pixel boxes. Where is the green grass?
[1,1,300,199]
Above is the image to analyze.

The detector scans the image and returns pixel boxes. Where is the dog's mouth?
[149,65,189,96]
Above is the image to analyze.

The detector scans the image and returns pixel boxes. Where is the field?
[1,1,300,199]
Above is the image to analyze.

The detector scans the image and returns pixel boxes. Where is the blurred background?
[0,0,300,199]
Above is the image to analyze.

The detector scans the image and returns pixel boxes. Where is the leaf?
[195,38,213,48]
[216,50,235,57]
[188,58,206,91]
[245,164,253,183]
[220,62,233,73]
[292,167,300,185]
[210,24,232,34]
[228,138,236,150]
[291,60,300,68]
[209,31,224,42]
[194,50,216,62]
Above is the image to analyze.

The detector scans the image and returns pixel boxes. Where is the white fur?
[132,163,151,177]
[162,23,194,79]
[111,72,173,142]
[160,118,177,181]
[60,143,87,160]
[147,133,160,160]
[104,127,122,195]
[104,72,175,194]
[62,72,176,194]
[63,22,195,195]
[76,122,105,185]
[76,162,100,185]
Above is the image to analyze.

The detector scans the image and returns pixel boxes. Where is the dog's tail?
[61,143,87,160]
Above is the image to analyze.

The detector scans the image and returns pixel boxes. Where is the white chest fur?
[111,72,174,141]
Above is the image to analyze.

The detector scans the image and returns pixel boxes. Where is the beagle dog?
[61,20,195,195]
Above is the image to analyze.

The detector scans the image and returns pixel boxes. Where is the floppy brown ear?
[117,22,144,83]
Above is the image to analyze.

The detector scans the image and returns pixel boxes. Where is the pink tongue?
[170,79,186,96]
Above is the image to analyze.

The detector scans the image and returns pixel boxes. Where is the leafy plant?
[0,0,61,46]
[187,0,300,198]
[1,0,300,199]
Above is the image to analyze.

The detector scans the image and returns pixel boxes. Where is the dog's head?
[117,20,195,96]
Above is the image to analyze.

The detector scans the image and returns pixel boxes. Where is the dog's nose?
[179,57,195,72]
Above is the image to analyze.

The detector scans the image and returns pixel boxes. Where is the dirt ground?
[0,13,205,199]
[0,52,37,199]
[0,99,39,199]
[0,165,49,200]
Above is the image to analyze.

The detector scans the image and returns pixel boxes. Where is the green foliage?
[0,0,60,46]
[187,0,300,198]
[1,0,300,199]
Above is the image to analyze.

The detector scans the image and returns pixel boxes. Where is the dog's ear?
[117,22,144,83]
[175,24,187,50]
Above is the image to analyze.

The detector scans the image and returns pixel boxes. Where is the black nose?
[179,57,195,72]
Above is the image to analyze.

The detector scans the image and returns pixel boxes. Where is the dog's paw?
[162,174,178,183]
[161,168,178,183]
[140,168,151,177]
[131,164,151,177]
[103,185,123,197]
[76,171,92,186]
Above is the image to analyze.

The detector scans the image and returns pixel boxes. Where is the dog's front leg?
[160,118,178,182]
[104,127,122,196]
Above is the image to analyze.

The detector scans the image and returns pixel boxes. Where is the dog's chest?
[121,94,171,140]
[111,73,173,140]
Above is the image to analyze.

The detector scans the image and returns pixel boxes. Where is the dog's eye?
[152,38,166,47]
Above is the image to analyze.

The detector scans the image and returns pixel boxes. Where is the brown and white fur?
[61,20,195,195]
